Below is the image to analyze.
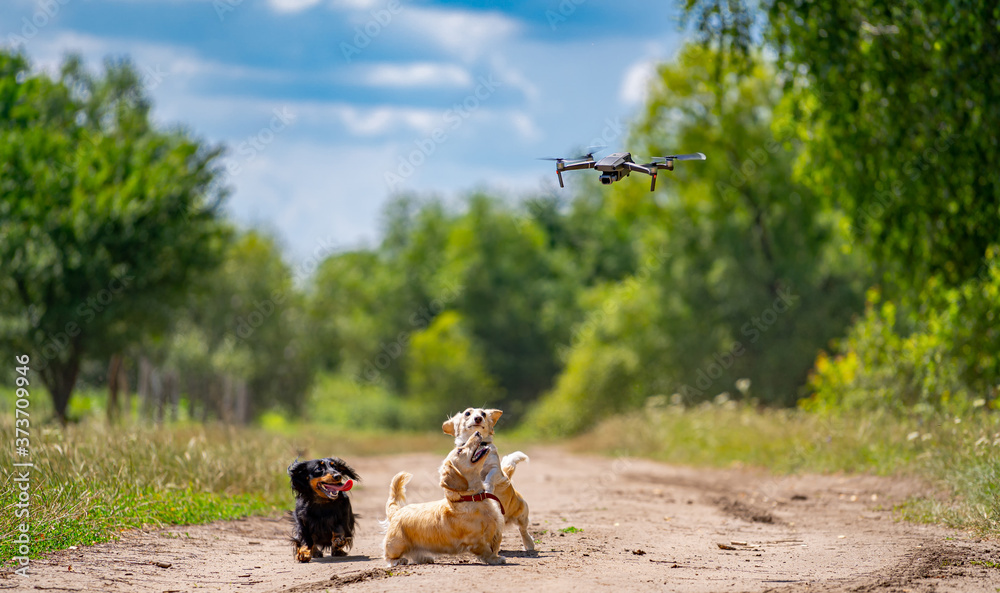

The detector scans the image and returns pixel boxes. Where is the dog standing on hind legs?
[382,432,505,566]
[287,457,360,562]
[442,407,534,551]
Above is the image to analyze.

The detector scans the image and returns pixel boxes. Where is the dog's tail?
[501,451,529,480]
[385,471,411,520]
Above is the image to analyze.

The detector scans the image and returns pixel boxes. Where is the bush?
[405,311,501,425]
[306,373,415,430]
[524,280,648,436]
[804,248,1000,415]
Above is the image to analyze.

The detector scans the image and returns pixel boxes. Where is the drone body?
[542,150,706,191]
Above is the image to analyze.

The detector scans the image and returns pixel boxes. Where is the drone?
[541,149,706,191]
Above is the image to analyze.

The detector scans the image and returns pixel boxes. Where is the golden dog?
[382,432,506,566]
[442,407,533,551]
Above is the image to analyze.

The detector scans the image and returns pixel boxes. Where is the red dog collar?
[457,492,505,515]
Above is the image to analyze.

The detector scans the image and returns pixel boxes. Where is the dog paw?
[295,546,312,563]
[333,548,348,557]
[483,555,506,565]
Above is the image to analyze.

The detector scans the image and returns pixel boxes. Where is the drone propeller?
[537,145,605,163]
[642,153,707,191]
[649,152,707,162]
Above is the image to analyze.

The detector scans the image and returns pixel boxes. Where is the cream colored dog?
[442,408,533,551]
[382,432,505,566]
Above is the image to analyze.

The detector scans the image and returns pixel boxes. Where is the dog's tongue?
[332,479,353,492]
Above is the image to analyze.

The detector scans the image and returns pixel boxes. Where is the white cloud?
[329,104,439,136]
[403,8,520,61]
[490,55,539,103]
[359,62,471,88]
[329,0,381,8]
[266,0,324,13]
[23,30,295,86]
[509,111,541,142]
[225,141,389,260]
[159,94,445,138]
[619,58,659,106]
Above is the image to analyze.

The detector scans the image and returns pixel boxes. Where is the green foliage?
[676,0,999,432]
[768,0,1000,290]
[406,311,501,423]
[526,280,648,435]
[307,196,458,395]
[0,51,228,423]
[305,372,414,430]
[681,0,1000,292]
[440,194,579,420]
[159,230,315,420]
[805,247,1000,415]
[305,188,640,426]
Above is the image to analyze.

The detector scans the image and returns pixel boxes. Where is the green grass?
[572,397,1000,535]
[558,526,583,534]
[0,415,445,563]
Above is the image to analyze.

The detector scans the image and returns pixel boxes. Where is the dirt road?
[3,448,998,592]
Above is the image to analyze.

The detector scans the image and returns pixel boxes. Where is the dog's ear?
[331,457,361,481]
[287,459,310,494]
[486,409,503,426]
[442,415,457,436]
[439,460,469,492]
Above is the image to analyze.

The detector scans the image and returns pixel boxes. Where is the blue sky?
[1,0,686,261]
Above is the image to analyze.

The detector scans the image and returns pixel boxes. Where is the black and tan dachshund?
[287,457,361,562]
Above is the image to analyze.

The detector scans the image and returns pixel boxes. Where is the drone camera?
[599,172,620,185]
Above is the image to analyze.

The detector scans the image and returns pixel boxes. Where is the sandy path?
[2,448,998,592]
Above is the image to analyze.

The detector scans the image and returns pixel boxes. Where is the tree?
[406,311,501,423]
[682,0,1000,292]
[163,230,314,421]
[0,51,228,423]
[439,194,579,420]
